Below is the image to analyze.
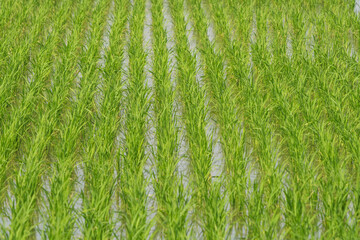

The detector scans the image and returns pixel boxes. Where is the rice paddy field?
[1,0,360,239]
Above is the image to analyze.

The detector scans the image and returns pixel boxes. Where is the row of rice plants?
[224,1,359,238]
[78,0,114,238]
[187,0,248,237]
[44,0,95,238]
[120,0,152,237]
[266,4,320,238]
[305,5,358,237]
[80,0,129,238]
[260,4,320,238]
[169,0,219,237]
[150,0,188,238]
[280,3,356,238]
[208,0,355,238]
[314,0,360,202]
[215,1,284,238]
[1,3,64,237]
[205,1,252,236]
[0,0,360,238]
[0,1,51,207]
[243,4,286,239]
[8,1,77,238]
[0,0,39,125]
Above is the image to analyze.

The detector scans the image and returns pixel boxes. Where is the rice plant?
[0,0,360,239]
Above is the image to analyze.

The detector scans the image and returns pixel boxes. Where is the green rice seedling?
[168,0,215,237]
[327,10,360,232]
[80,0,124,238]
[251,4,319,238]
[249,43,285,239]
[264,4,350,238]
[0,0,34,62]
[315,2,360,188]
[0,0,56,213]
[150,0,188,238]
[218,0,286,238]
[0,1,29,82]
[187,0,249,237]
[119,0,152,238]
[260,5,321,238]
[272,3,359,238]
[205,0,253,235]
[226,1,285,238]
[268,5,312,239]
[6,0,72,238]
[0,0,359,238]
[0,0,14,37]
[44,0,96,238]
[217,0,252,144]
[305,13,358,237]
[84,0,129,236]
[0,1,48,201]
[7,1,75,238]
[314,51,360,234]
[211,1,259,237]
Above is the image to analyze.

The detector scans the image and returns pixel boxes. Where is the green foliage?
[0,0,359,238]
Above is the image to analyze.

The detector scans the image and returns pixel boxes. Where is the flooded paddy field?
[0,0,360,238]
